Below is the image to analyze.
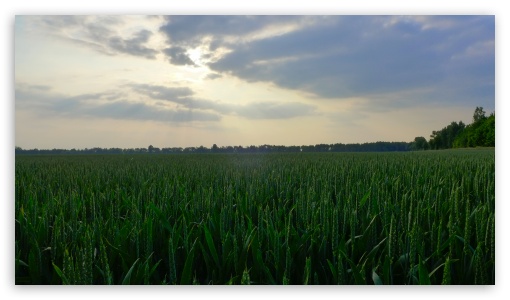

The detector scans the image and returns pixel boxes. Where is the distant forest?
[411,106,495,150]
[15,107,494,154]
[15,141,411,154]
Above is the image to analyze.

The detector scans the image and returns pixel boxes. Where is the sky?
[14,15,495,149]
[3,2,509,299]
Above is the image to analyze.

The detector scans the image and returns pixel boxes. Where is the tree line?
[15,106,494,154]
[15,141,412,155]
[410,106,495,150]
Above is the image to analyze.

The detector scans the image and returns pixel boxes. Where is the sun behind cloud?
[15,15,494,149]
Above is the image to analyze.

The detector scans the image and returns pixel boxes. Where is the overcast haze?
[14,15,495,149]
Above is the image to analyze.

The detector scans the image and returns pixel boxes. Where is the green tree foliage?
[473,106,486,123]
[429,107,495,150]
[429,121,466,150]
[410,136,429,150]
[15,142,412,154]
[453,107,495,148]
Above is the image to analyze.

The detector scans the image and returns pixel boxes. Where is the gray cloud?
[85,101,220,122]
[15,83,221,123]
[128,83,316,119]
[38,15,83,28]
[159,15,494,111]
[16,82,315,123]
[128,83,194,99]
[32,16,159,59]
[162,46,196,66]
[160,15,302,47]
[236,101,316,119]
[108,29,158,59]
[205,73,222,80]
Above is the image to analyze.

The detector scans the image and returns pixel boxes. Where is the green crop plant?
[15,149,495,284]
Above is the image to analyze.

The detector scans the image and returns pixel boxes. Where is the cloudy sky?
[14,15,495,149]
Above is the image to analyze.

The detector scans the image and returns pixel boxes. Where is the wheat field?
[15,149,495,284]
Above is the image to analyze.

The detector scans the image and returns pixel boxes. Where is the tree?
[453,108,495,148]
[480,113,495,146]
[429,121,465,149]
[411,137,429,150]
[148,145,154,153]
[473,106,486,123]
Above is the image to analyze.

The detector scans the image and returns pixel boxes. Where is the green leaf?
[359,189,371,207]
[243,228,256,252]
[428,259,459,278]
[148,203,173,233]
[418,256,431,285]
[52,262,68,285]
[180,238,197,285]
[455,235,476,254]
[147,259,162,280]
[251,235,275,284]
[372,269,383,285]
[383,255,391,285]
[16,259,29,268]
[203,225,220,269]
[122,258,140,285]
[339,250,364,284]
[362,237,387,265]
[326,259,337,284]
[303,257,311,285]
[28,246,41,284]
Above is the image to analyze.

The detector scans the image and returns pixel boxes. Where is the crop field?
[15,149,495,285]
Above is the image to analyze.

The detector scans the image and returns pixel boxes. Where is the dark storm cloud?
[160,15,494,110]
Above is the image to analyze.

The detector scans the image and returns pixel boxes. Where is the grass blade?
[180,238,197,285]
[372,269,383,285]
[418,256,431,285]
[203,225,220,269]
[122,258,140,285]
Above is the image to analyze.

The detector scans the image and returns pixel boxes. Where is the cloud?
[15,83,221,123]
[128,83,316,119]
[162,46,196,66]
[127,83,194,99]
[236,101,316,120]
[160,15,303,46]
[16,82,316,123]
[27,16,159,59]
[85,101,221,122]
[159,15,494,111]
[108,29,158,59]
[205,73,222,80]
[159,16,314,66]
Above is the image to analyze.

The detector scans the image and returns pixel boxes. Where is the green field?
[15,149,495,284]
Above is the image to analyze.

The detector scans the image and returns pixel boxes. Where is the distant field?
[15,150,495,284]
